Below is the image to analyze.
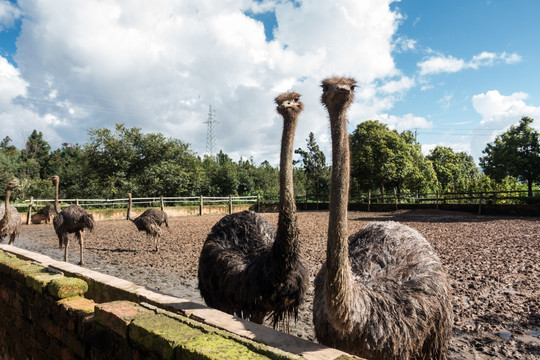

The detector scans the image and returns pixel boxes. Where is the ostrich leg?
[64,240,69,263]
[78,231,85,266]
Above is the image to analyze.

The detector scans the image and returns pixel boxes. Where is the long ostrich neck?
[0,188,11,229]
[53,180,60,213]
[272,112,299,275]
[326,104,357,327]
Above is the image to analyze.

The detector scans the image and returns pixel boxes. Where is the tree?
[294,132,329,199]
[21,130,51,178]
[350,121,440,198]
[480,116,540,197]
[427,146,481,193]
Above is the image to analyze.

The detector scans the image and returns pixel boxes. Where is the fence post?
[394,188,398,211]
[305,194,308,210]
[76,198,79,206]
[228,195,233,214]
[26,197,33,224]
[436,191,439,210]
[478,192,483,215]
[368,190,371,212]
[257,194,260,212]
[199,195,204,216]
[160,196,164,211]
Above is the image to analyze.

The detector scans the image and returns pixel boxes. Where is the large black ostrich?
[127,193,169,251]
[50,175,95,266]
[0,181,21,245]
[312,77,453,359]
[198,91,309,330]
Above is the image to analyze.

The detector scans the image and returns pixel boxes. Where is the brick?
[94,301,152,339]
[26,271,64,294]
[129,312,201,359]
[47,277,88,299]
[61,327,87,358]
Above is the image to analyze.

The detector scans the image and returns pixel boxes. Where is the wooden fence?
[17,189,540,222]
[296,189,540,215]
[21,195,261,224]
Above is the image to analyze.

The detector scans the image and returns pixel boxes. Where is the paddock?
[13,210,540,359]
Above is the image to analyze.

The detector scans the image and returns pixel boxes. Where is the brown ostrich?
[0,181,21,245]
[31,204,57,224]
[312,77,453,359]
[127,193,169,251]
[50,175,95,265]
[198,91,309,330]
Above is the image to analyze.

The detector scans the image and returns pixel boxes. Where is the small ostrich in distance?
[198,91,309,330]
[312,77,453,359]
[50,175,95,265]
[31,204,57,224]
[127,193,169,252]
[0,181,21,245]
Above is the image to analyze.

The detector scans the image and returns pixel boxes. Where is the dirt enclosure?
[12,210,540,359]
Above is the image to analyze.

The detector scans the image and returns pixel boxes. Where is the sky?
[1,0,540,167]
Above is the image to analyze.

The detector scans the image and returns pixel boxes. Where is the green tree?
[48,144,91,198]
[294,132,329,199]
[480,116,540,196]
[20,130,51,178]
[427,146,481,193]
[0,137,20,189]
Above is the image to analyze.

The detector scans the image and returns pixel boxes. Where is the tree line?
[2,117,539,202]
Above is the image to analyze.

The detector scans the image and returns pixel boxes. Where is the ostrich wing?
[0,205,22,240]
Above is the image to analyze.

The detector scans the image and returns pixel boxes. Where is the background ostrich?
[313,77,453,359]
[198,91,309,330]
[31,204,57,224]
[50,175,95,265]
[0,181,21,245]
[127,193,169,251]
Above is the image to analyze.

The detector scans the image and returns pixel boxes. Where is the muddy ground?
[11,210,540,359]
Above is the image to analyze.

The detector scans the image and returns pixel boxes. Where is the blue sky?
[1,0,540,166]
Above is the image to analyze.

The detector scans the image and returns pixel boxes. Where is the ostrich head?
[49,175,59,184]
[275,91,304,118]
[320,77,357,113]
[6,181,18,191]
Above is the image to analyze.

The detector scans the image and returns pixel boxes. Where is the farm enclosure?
[13,210,540,360]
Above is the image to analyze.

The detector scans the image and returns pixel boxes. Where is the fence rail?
[16,189,540,223]
[295,189,540,214]
[20,195,261,224]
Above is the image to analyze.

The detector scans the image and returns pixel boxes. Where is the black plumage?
[50,176,95,265]
[127,193,169,251]
[198,92,308,331]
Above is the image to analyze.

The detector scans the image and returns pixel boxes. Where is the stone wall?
[0,246,355,360]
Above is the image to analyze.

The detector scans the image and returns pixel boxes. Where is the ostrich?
[127,193,169,251]
[50,175,95,265]
[312,77,453,359]
[198,91,309,330]
[31,204,57,224]
[0,181,21,245]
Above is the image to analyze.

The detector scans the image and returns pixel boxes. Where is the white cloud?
[421,142,471,157]
[472,90,540,126]
[471,89,540,162]
[0,0,20,31]
[4,0,405,165]
[418,51,521,76]
[376,113,433,132]
[0,56,27,106]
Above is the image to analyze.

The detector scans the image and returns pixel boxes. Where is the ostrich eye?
[294,98,299,102]
[322,84,329,92]
[351,85,356,91]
